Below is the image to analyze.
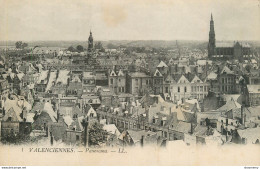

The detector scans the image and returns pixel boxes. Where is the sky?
[0,0,259,41]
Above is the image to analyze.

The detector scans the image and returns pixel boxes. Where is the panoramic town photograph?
[0,0,260,166]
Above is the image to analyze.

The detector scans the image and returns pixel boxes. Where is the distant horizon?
[1,39,260,43]
[1,0,259,41]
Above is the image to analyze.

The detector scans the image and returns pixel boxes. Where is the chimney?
[84,117,89,147]
[241,105,245,125]
[50,132,53,146]
[140,135,144,147]
[190,122,193,134]
[226,129,228,142]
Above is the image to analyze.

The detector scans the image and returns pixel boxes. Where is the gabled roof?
[103,124,121,137]
[3,107,23,122]
[220,66,233,74]
[63,115,74,126]
[165,74,176,83]
[217,99,241,112]
[206,72,218,80]
[190,75,203,83]
[110,70,117,77]
[177,74,190,84]
[153,69,163,77]
[117,69,124,76]
[16,73,24,81]
[71,75,81,83]
[157,61,168,68]
[43,102,57,122]
[247,85,260,94]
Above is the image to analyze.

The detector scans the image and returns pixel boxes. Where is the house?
[103,124,121,147]
[98,87,115,107]
[156,61,168,75]
[32,101,57,131]
[218,66,239,94]
[84,104,97,120]
[35,70,49,93]
[246,85,260,106]
[126,72,152,96]
[118,130,158,147]
[232,127,260,144]
[108,69,126,94]
[65,116,84,145]
[152,69,164,95]
[13,73,24,93]
[82,71,96,93]
[170,74,190,102]
[0,78,10,98]
[59,102,82,118]
[1,98,32,137]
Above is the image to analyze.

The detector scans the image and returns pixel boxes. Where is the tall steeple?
[208,13,216,58]
[88,30,94,52]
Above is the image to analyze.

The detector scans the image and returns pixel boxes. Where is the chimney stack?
[190,122,193,135]
[140,135,144,147]
[241,105,245,125]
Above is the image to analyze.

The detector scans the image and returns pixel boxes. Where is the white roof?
[63,115,74,126]
[247,85,260,94]
[157,61,168,68]
[56,70,70,85]
[17,73,24,80]
[26,113,35,123]
[154,69,163,77]
[46,71,57,91]
[43,102,57,122]
[207,72,218,80]
[37,70,48,84]
[103,124,121,137]
[221,66,233,74]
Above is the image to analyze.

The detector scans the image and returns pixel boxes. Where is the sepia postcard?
[0,0,260,166]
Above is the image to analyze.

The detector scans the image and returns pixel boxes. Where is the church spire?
[208,13,215,58]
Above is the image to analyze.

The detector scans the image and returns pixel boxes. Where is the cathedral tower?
[88,30,94,52]
[208,13,215,58]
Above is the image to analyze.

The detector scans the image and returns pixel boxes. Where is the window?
[135,79,138,85]
[110,78,113,85]
[146,80,149,85]
[118,78,121,82]
[161,120,164,126]
[178,87,180,92]
[200,86,203,92]
[165,87,169,93]
[184,86,187,93]
[90,113,94,117]
[76,135,80,141]
[153,118,155,123]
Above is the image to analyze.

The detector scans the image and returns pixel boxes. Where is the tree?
[68,46,76,52]
[76,45,84,52]
[107,43,117,49]
[15,41,28,49]
[94,42,105,52]
[15,41,23,49]
[88,122,108,146]
[22,43,28,48]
